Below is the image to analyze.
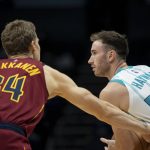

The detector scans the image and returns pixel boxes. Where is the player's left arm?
[100,82,129,112]
[45,66,150,134]
[99,82,144,148]
[56,71,150,135]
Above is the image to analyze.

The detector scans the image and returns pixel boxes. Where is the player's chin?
[94,71,99,76]
[91,68,101,76]
[94,71,103,77]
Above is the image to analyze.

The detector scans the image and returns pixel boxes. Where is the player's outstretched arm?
[43,65,149,135]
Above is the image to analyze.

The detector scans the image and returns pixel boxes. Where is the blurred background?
[0,0,150,150]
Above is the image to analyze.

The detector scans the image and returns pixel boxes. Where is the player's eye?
[92,51,97,55]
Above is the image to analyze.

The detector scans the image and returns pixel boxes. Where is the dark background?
[0,0,150,150]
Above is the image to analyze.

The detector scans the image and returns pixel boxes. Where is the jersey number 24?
[0,74,26,102]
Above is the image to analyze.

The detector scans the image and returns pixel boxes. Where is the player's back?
[0,58,48,137]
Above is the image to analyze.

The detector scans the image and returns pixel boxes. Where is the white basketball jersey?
[110,65,150,123]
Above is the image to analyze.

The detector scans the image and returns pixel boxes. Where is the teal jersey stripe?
[115,66,133,74]
[110,79,125,86]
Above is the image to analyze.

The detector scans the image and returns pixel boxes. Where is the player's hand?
[100,137,116,150]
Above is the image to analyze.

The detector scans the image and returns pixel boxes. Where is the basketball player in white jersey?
[88,30,150,150]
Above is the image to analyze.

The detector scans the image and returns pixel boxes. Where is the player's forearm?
[97,101,148,135]
[62,87,148,134]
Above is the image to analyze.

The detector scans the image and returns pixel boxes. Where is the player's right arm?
[43,65,150,135]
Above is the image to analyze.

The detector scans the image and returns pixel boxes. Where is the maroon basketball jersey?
[0,58,48,137]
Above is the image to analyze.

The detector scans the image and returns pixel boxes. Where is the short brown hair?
[90,30,129,60]
[1,19,37,56]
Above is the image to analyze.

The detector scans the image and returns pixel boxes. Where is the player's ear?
[28,40,36,52]
[107,50,116,63]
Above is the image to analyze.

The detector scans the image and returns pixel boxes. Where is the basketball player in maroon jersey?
[0,19,149,150]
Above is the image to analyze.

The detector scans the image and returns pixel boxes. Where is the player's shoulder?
[100,82,128,108]
[134,65,150,72]
[43,64,68,84]
[43,65,62,76]
[100,82,123,97]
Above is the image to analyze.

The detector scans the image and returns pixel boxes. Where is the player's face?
[32,37,41,61]
[88,40,110,77]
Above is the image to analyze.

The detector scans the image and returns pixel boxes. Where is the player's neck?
[108,60,128,80]
[9,54,32,59]
[114,60,128,74]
